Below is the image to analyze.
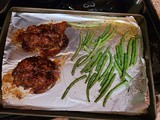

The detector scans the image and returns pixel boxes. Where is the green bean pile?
[61,25,140,107]
[115,33,140,82]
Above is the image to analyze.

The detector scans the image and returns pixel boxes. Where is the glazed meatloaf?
[13,21,69,57]
[12,56,60,94]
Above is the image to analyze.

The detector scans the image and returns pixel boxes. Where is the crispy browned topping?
[12,56,60,94]
[13,21,69,57]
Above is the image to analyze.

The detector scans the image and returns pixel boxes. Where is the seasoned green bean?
[61,75,87,99]
[98,55,109,82]
[83,45,91,53]
[104,46,111,54]
[85,71,91,84]
[80,53,98,74]
[100,72,109,86]
[86,85,90,102]
[99,50,113,85]
[88,73,98,87]
[95,74,116,103]
[95,47,110,72]
[114,61,121,75]
[71,55,88,76]
[103,80,129,107]
[81,47,105,74]
[71,32,83,61]
[100,66,115,93]
[114,55,122,70]
[86,73,97,102]
[115,45,120,64]
[99,28,116,47]
[83,31,90,45]
[93,25,111,44]
[118,44,123,67]
[86,52,103,74]
[96,54,106,72]
[127,38,133,68]
[120,31,130,54]
[133,35,140,65]
[130,38,136,66]
[115,31,130,69]
[78,38,103,67]
[114,60,133,81]
[86,31,96,46]
[121,53,128,81]
[90,55,109,88]
[71,31,95,61]
[68,22,103,28]
[101,24,111,38]
[121,31,130,42]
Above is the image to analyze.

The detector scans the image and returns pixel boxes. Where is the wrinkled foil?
[1,12,149,113]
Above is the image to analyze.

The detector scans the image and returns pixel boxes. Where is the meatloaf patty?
[12,56,60,94]
[13,21,69,57]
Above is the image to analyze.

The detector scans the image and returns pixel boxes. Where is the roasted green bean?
[115,45,121,65]
[80,53,99,74]
[85,72,91,84]
[81,46,105,73]
[118,44,123,67]
[120,31,130,56]
[95,54,106,72]
[114,59,133,81]
[90,55,109,88]
[71,32,83,61]
[121,53,128,81]
[71,55,88,76]
[83,45,91,53]
[95,74,116,103]
[99,28,116,47]
[86,73,97,102]
[61,75,87,99]
[101,24,111,38]
[86,32,96,46]
[100,66,115,93]
[93,25,111,44]
[127,38,133,68]
[78,38,103,67]
[95,47,110,72]
[130,38,136,66]
[68,22,104,28]
[100,50,113,85]
[103,80,129,107]
[83,31,90,45]
[133,35,140,65]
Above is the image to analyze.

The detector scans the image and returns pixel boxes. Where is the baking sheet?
[1,12,149,113]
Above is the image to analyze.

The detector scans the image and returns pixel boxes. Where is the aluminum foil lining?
[1,12,149,113]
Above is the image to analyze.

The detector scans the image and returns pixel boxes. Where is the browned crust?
[12,56,61,94]
[2,70,30,100]
[12,21,69,57]
[2,56,65,100]
[12,29,25,44]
